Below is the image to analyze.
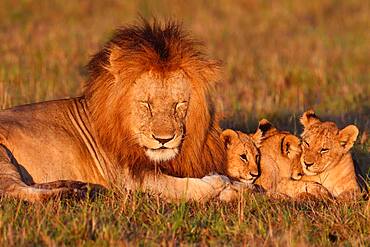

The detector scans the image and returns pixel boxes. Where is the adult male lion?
[0,20,231,202]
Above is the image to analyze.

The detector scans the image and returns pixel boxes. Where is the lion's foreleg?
[134,172,231,202]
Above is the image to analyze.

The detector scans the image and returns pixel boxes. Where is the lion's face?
[129,71,191,162]
[299,110,359,176]
[221,129,261,184]
[85,20,226,178]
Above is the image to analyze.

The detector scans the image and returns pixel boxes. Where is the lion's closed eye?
[175,101,187,111]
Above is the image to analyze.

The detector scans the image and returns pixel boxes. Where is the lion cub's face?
[130,71,191,162]
[299,110,359,176]
[255,119,303,180]
[221,129,261,183]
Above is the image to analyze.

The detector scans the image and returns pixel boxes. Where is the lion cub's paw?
[304,182,333,200]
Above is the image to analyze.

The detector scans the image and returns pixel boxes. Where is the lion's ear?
[221,129,238,149]
[254,119,276,139]
[300,110,320,128]
[338,125,359,152]
[109,46,124,78]
[281,135,301,159]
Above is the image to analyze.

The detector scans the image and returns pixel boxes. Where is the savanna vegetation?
[0,0,369,245]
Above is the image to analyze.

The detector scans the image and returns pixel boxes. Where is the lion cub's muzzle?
[300,156,318,175]
[291,170,304,180]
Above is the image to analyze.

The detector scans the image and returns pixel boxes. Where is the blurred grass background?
[0,0,369,245]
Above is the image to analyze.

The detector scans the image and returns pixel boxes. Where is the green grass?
[1,192,369,246]
[0,0,369,245]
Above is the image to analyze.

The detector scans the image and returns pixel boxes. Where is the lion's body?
[0,99,108,185]
[0,20,231,202]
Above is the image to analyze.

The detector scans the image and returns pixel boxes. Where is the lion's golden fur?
[84,20,226,179]
[0,20,233,202]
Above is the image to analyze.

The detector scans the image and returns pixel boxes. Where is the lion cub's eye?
[301,140,310,148]
[320,148,329,154]
[239,154,248,163]
[303,140,310,148]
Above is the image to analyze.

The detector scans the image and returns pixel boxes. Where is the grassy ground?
[0,0,369,245]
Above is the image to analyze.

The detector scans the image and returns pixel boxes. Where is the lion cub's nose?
[152,134,175,145]
[249,171,259,178]
[304,161,314,168]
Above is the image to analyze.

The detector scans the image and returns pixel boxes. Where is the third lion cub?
[294,110,367,199]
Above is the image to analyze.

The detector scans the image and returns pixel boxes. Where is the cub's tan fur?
[0,20,231,202]
[222,120,331,199]
[296,110,366,198]
[220,129,261,184]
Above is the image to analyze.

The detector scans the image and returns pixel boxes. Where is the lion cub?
[220,129,261,184]
[222,119,331,199]
[295,110,367,199]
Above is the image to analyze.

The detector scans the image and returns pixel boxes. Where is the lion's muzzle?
[140,133,183,162]
[152,134,175,145]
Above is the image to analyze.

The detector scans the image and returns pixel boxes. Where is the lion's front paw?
[186,174,230,201]
[201,174,231,190]
[219,186,239,202]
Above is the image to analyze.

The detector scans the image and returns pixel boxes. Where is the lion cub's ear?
[338,125,359,152]
[300,110,320,128]
[254,119,277,139]
[281,135,301,159]
[251,131,262,148]
[221,129,238,149]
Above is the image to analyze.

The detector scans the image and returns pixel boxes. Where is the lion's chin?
[240,178,256,184]
[145,148,178,163]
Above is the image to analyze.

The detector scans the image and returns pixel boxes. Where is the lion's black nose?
[152,135,175,145]
[304,161,314,168]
